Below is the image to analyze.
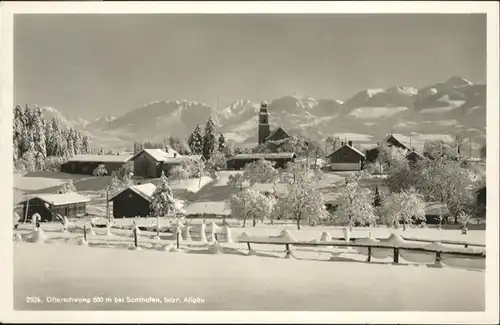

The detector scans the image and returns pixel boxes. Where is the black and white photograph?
[1,1,498,324]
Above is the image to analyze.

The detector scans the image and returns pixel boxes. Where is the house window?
[128,193,133,198]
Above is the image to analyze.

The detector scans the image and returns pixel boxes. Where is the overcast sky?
[14,14,486,120]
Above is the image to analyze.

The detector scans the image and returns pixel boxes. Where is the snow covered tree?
[149,171,178,220]
[206,151,227,172]
[81,136,91,154]
[202,117,216,160]
[325,135,341,155]
[423,140,460,161]
[275,162,328,229]
[281,161,323,186]
[227,173,246,192]
[242,158,279,186]
[336,173,377,230]
[93,164,108,176]
[380,187,426,230]
[97,146,105,155]
[169,165,189,183]
[56,179,77,194]
[276,183,328,229]
[188,125,203,155]
[226,187,273,227]
[218,133,226,153]
[32,107,47,159]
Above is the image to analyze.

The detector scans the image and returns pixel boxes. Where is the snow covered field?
[14,240,484,311]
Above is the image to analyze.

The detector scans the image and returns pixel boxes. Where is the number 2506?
[26,296,42,303]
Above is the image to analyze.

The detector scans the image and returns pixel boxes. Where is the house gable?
[329,145,366,163]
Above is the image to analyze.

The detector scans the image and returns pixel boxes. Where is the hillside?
[36,76,486,154]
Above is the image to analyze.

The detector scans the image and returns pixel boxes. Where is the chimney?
[341,141,344,146]
[348,141,353,147]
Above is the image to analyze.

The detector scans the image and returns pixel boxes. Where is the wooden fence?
[238,238,486,265]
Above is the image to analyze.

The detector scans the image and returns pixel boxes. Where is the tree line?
[13,104,92,173]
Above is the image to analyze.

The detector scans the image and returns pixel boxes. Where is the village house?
[108,182,186,218]
[226,152,297,170]
[328,141,366,171]
[20,192,91,222]
[61,154,133,175]
[130,148,203,178]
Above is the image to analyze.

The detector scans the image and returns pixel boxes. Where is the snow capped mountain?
[215,99,259,127]
[32,76,485,150]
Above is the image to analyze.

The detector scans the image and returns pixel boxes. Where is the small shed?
[20,192,91,222]
[108,183,185,218]
[61,154,133,175]
[130,148,181,178]
[328,143,366,171]
[226,152,297,170]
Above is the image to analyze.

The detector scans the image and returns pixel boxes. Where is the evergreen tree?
[65,128,75,157]
[188,125,203,155]
[202,117,216,160]
[81,136,91,154]
[13,105,25,161]
[149,171,178,218]
[32,107,47,159]
[374,185,382,207]
[218,133,226,153]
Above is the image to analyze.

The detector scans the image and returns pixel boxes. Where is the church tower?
[258,101,271,144]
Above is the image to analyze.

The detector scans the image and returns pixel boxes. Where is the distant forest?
[13,104,93,172]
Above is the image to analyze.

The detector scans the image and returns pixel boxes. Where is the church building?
[258,101,291,145]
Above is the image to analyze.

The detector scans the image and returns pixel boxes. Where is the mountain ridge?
[33,76,486,152]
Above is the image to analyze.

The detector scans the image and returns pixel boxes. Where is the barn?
[130,148,181,178]
[20,192,90,222]
[61,154,132,175]
[226,152,297,170]
[328,142,366,171]
[108,183,186,218]
[108,183,157,218]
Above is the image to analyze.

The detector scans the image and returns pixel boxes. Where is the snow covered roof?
[328,144,366,158]
[109,183,157,202]
[31,192,91,206]
[130,148,181,162]
[67,154,132,163]
[266,126,290,141]
[229,152,297,160]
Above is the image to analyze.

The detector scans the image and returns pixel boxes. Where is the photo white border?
[1,1,498,323]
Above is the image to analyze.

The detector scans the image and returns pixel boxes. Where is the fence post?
[133,228,138,248]
[176,231,180,249]
[247,242,251,254]
[84,225,87,242]
[214,233,218,242]
[285,243,292,258]
[393,247,399,264]
[435,251,442,264]
[367,246,372,263]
